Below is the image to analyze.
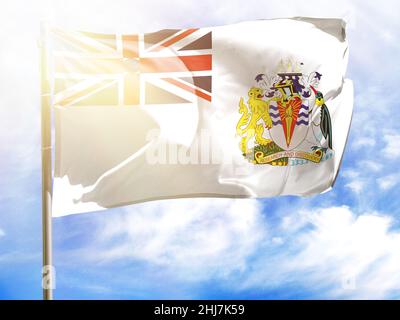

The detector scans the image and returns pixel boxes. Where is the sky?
[0,0,400,299]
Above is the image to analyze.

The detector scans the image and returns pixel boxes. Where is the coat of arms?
[236,59,333,166]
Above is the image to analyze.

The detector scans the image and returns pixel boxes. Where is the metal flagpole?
[40,22,54,300]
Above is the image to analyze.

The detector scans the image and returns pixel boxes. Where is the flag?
[45,18,353,217]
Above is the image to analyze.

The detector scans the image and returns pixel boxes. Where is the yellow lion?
[236,87,273,155]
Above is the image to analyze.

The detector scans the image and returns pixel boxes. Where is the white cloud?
[352,137,376,150]
[358,160,382,172]
[342,170,366,195]
[383,134,400,159]
[0,228,5,238]
[60,203,400,299]
[341,169,360,179]
[377,174,400,191]
[345,179,365,194]
[241,206,400,299]
[84,198,266,279]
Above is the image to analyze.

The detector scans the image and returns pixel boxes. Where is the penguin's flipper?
[321,105,332,149]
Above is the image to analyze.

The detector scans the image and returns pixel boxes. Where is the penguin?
[310,85,332,152]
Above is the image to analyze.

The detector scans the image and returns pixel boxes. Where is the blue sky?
[1,0,400,299]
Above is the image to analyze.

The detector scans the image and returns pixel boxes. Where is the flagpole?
[40,22,54,300]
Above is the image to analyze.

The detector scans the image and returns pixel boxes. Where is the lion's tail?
[236,97,250,136]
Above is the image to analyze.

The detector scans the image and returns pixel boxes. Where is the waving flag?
[43,18,353,217]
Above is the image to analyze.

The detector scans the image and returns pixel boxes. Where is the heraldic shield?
[268,94,310,151]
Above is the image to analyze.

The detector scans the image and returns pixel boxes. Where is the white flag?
[45,18,353,217]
